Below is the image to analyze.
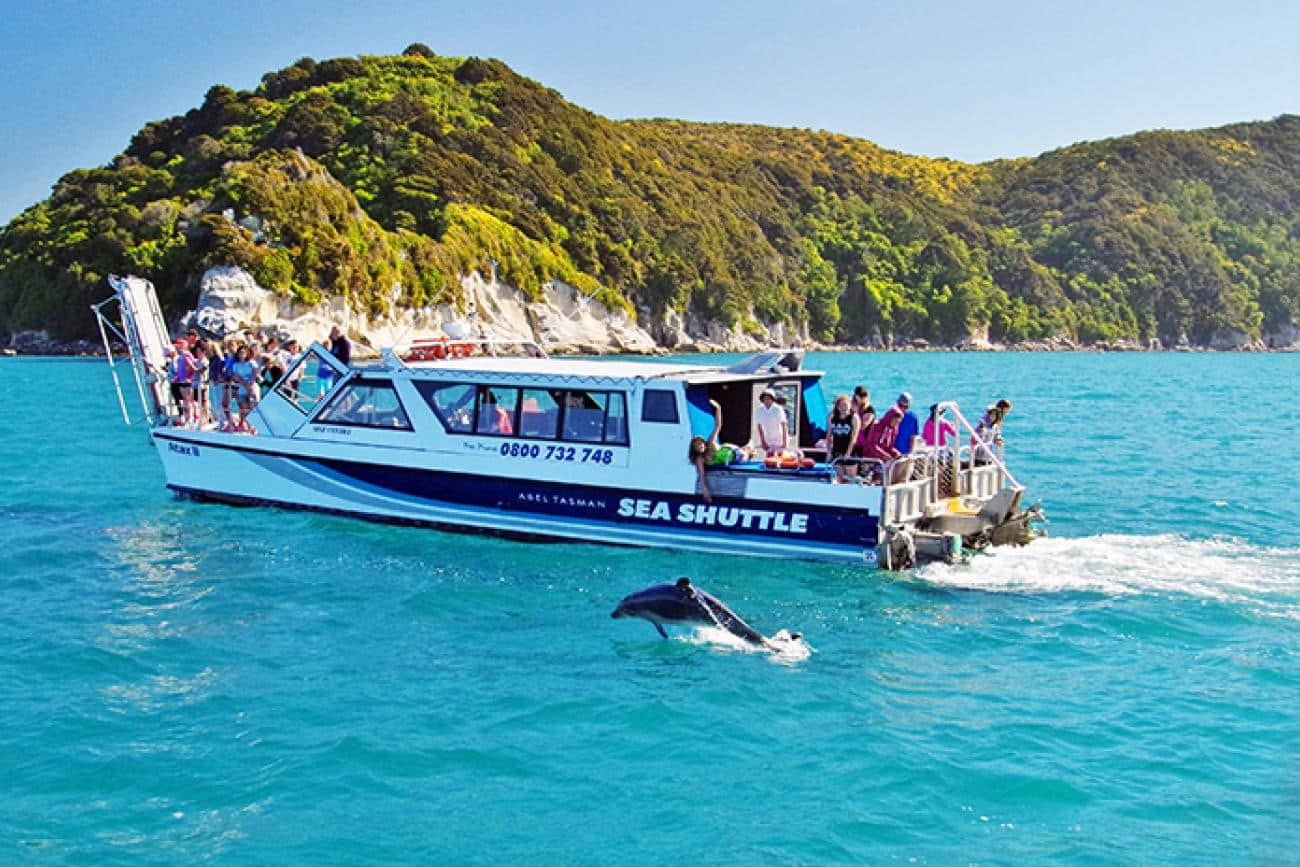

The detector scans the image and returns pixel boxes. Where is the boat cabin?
[248,344,832,498]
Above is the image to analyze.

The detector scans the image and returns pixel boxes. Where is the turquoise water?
[3,353,1299,865]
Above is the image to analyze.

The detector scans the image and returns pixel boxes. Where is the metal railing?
[876,401,1021,526]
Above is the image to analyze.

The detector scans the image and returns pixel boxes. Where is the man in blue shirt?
[893,392,919,454]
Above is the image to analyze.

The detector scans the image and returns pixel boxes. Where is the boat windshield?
[274,346,347,413]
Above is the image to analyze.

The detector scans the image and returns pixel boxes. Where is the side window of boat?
[275,347,343,413]
[519,388,561,438]
[604,393,629,445]
[416,382,476,433]
[316,380,412,430]
[475,386,519,436]
[561,390,607,443]
[641,389,679,424]
[412,384,628,444]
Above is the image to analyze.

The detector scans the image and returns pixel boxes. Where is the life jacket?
[763,451,808,470]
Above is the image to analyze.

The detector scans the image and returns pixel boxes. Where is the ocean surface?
[2,352,1298,865]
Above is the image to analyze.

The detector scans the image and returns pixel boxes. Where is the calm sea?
[2,352,1298,865]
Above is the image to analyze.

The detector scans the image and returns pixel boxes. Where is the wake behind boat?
[93,275,1042,569]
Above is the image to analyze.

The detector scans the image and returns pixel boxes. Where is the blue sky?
[2,0,1298,222]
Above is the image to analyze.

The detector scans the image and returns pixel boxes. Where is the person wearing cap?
[754,388,788,457]
[893,392,919,454]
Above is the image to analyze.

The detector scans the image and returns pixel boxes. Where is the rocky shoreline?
[5,264,1297,357]
[9,333,1295,358]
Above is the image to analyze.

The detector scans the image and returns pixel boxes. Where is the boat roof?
[359,351,818,385]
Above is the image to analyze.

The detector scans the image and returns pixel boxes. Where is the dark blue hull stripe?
[157,432,879,560]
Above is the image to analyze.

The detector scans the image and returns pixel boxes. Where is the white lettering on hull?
[619,498,810,535]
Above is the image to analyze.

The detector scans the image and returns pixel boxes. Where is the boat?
[93,275,1042,569]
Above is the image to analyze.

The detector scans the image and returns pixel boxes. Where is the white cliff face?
[191,265,350,346]
[187,265,661,355]
[526,280,658,354]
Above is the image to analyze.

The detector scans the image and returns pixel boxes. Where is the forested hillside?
[2,45,1298,346]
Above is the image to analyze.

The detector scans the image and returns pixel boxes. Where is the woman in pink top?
[922,403,957,447]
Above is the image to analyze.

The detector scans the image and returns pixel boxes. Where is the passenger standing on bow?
[329,326,352,366]
[754,389,788,457]
[230,344,260,418]
[259,335,287,390]
[825,394,861,481]
[318,326,350,396]
[170,339,197,427]
[192,342,211,428]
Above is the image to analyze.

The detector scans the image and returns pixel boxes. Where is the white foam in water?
[916,534,1300,614]
[682,626,813,664]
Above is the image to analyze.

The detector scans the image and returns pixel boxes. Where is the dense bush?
[2,50,1298,345]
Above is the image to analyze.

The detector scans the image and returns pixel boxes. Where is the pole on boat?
[91,298,133,425]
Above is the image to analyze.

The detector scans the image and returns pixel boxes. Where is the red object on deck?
[403,338,475,362]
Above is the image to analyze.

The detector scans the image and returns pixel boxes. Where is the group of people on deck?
[688,385,1013,500]
[824,386,911,482]
[163,324,351,434]
[824,388,1013,481]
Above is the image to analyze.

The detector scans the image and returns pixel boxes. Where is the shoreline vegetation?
[5,332,1293,358]
[3,46,1300,352]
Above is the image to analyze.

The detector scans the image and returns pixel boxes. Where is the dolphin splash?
[611,577,800,649]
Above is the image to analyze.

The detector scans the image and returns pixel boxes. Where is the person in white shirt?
[754,389,789,456]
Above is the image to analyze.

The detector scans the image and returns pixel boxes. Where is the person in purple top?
[893,392,919,454]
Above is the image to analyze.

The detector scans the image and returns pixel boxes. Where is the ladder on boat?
[91,275,175,427]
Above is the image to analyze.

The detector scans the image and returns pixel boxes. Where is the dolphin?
[611,577,799,647]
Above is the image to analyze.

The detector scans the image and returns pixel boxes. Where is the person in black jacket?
[328,326,352,366]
